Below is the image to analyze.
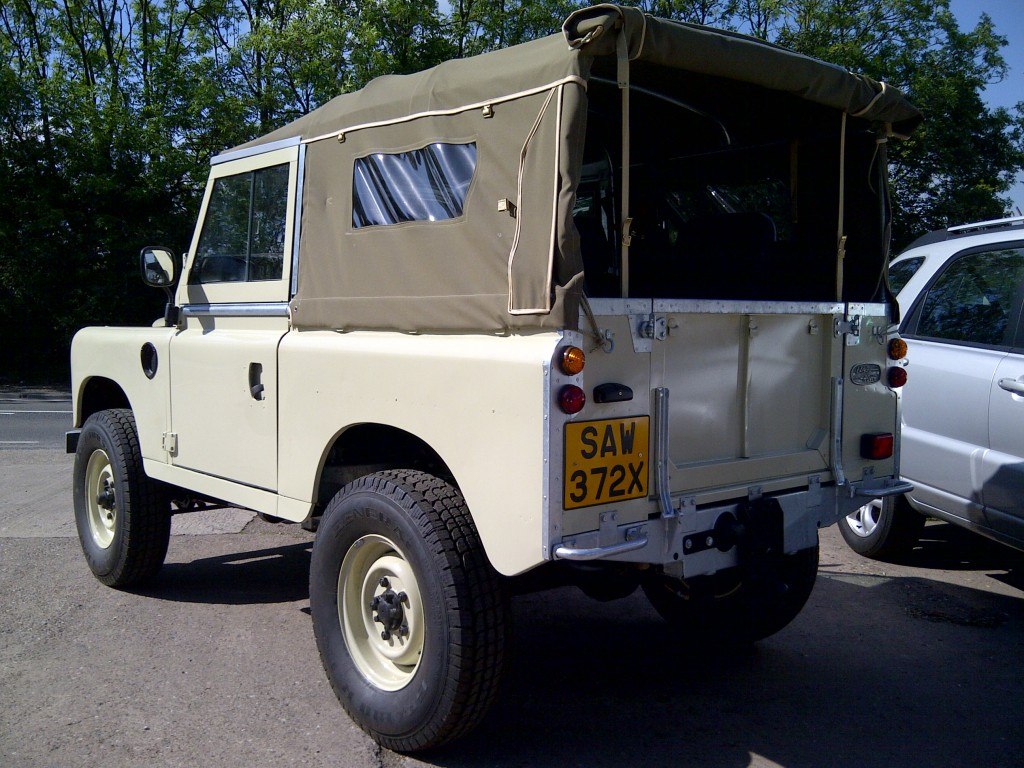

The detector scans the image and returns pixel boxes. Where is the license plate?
[564,417,650,509]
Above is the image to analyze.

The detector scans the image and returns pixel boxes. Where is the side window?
[888,256,924,295]
[190,164,289,284]
[915,248,1024,346]
[352,142,477,228]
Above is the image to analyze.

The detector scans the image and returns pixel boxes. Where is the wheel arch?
[77,376,132,427]
[313,422,459,510]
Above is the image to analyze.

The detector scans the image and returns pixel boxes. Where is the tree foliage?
[1,0,1021,380]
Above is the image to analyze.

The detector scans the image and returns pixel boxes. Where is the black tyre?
[839,494,926,559]
[310,470,508,752]
[73,409,171,588]
[642,544,819,645]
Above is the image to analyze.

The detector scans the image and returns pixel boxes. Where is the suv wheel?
[310,470,508,752]
[73,409,171,588]
[840,494,925,559]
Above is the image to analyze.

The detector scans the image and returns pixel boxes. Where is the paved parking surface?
[1,445,1022,768]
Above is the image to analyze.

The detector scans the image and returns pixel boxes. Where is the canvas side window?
[352,142,477,228]
[190,164,289,284]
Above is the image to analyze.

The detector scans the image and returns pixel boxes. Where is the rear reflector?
[861,433,894,460]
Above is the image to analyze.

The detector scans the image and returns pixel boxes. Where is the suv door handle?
[997,377,1024,396]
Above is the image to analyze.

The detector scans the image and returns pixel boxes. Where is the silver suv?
[841,215,1024,557]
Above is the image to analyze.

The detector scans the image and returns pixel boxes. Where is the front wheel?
[642,545,819,646]
[839,494,925,559]
[73,409,171,588]
[310,470,508,752]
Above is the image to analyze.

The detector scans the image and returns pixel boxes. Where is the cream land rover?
[67,5,921,752]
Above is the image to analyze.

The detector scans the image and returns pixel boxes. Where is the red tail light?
[558,385,586,414]
[888,366,908,388]
[861,433,894,460]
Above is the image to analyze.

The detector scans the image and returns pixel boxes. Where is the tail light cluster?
[887,337,908,388]
[558,345,586,414]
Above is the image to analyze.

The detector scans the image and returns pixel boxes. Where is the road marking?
[0,411,72,415]
[0,441,40,444]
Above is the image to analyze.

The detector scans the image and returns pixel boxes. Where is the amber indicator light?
[560,346,586,375]
[861,433,894,460]
[888,366,908,388]
[558,385,586,414]
[888,338,908,360]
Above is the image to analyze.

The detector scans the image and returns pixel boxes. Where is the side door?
[980,247,1024,542]
[900,244,1024,523]
[169,145,298,491]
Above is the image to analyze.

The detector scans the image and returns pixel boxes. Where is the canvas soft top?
[239,5,920,151]
[225,4,921,334]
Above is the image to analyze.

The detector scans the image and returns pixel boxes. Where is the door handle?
[248,362,265,400]
[997,377,1024,396]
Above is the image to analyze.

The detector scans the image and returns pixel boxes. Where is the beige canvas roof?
[241,5,920,151]
[231,4,921,334]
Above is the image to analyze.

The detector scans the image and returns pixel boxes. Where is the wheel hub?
[338,534,425,691]
[85,449,117,548]
[370,578,409,640]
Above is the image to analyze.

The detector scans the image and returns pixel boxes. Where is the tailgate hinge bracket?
[639,314,667,341]
[834,314,861,346]
[162,431,178,456]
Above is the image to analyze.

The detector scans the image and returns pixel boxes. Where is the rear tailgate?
[652,300,840,502]
[580,300,895,513]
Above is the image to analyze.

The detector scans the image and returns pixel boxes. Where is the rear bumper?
[552,476,910,576]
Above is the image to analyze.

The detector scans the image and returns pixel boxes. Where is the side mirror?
[140,246,181,326]
[140,246,178,288]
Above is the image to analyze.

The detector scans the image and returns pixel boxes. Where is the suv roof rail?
[947,214,1024,235]
[901,214,1024,252]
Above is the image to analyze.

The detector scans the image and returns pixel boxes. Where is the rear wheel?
[642,545,819,645]
[73,409,171,588]
[840,494,925,559]
[310,470,508,752]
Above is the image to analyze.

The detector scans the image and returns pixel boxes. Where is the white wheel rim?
[338,534,425,691]
[846,499,882,538]
[85,449,117,549]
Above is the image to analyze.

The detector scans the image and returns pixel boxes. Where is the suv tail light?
[861,432,894,460]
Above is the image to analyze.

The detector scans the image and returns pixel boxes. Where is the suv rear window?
[888,257,924,295]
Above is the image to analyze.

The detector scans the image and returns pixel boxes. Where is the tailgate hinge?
[639,314,667,341]
[162,431,178,455]
[834,314,861,346]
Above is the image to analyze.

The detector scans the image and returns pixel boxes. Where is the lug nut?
[379,577,390,589]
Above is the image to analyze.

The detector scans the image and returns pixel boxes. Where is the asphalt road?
[2,445,1022,768]
[0,390,72,450]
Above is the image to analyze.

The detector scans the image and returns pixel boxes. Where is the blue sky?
[949,0,1023,211]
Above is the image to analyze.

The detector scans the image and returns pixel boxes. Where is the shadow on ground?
[137,542,312,605]
[425,572,1022,768]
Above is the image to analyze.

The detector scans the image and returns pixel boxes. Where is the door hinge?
[834,314,861,346]
[162,431,178,455]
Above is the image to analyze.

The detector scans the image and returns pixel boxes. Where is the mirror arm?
[163,288,180,326]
